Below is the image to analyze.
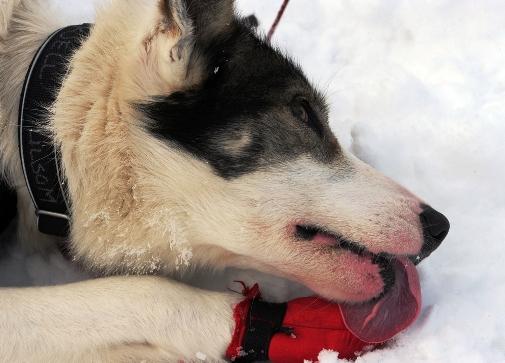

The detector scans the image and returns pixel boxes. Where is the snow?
[2,0,505,362]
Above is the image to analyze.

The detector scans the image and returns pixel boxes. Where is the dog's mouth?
[295,224,422,343]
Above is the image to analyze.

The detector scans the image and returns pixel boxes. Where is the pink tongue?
[339,257,421,343]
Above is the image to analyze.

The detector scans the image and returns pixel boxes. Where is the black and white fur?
[0,0,446,361]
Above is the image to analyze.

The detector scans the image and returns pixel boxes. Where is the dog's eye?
[292,99,324,137]
[292,101,309,124]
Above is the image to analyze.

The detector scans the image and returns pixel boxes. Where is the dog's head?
[63,0,449,306]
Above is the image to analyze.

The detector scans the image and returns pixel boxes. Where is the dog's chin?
[291,225,399,304]
[304,251,391,304]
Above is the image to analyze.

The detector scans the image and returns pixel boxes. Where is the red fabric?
[269,297,373,362]
[226,286,375,362]
[226,283,260,360]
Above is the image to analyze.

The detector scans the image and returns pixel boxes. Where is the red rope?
[267,0,291,42]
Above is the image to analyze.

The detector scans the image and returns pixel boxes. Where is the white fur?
[0,276,239,362]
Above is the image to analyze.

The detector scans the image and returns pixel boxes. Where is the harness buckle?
[36,210,70,237]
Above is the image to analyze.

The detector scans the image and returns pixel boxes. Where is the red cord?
[267,0,291,42]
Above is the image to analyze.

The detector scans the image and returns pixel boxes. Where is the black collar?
[18,24,92,237]
[0,178,16,234]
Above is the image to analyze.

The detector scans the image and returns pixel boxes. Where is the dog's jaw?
[203,154,428,304]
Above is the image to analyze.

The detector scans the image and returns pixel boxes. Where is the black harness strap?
[18,24,92,237]
[236,300,288,362]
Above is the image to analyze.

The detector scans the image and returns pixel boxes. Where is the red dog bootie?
[226,284,372,362]
[226,259,422,362]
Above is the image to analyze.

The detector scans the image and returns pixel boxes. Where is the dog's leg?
[0,276,241,362]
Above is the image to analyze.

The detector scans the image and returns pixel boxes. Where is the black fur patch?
[140,20,340,179]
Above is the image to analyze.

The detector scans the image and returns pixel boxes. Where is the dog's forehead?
[213,26,326,113]
[142,23,340,179]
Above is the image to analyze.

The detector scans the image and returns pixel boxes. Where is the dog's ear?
[160,0,234,41]
[150,0,234,90]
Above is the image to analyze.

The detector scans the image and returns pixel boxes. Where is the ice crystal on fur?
[195,352,207,361]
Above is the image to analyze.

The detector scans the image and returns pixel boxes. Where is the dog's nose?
[412,205,450,264]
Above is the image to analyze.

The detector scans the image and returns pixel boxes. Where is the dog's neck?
[44,2,236,275]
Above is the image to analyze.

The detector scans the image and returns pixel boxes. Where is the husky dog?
[0,0,449,362]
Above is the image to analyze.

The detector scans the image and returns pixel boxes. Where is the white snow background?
[1,1,505,362]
